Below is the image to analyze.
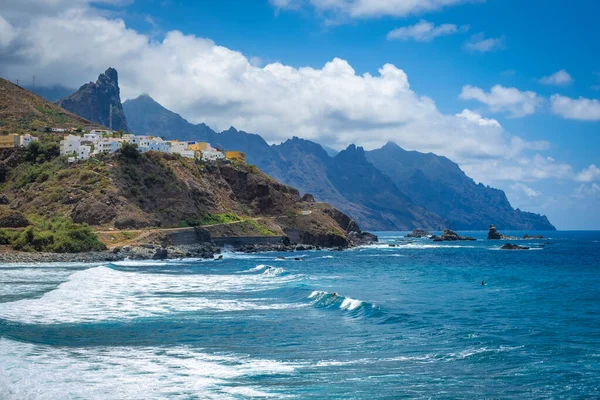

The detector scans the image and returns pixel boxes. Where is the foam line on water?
[0,338,296,399]
[0,265,302,324]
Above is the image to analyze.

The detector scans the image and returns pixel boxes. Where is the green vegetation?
[245,219,278,236]
[0,217,106,253]
[178,213,244,227]
[120,231,135,240]
[24,140,60,164]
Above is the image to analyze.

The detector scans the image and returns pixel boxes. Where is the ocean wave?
[0,338,297,399]
[238,264,270,273]
[0,265,302,324]
[308,291,376,314]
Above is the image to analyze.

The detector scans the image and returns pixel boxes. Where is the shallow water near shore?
[1,231,599,398]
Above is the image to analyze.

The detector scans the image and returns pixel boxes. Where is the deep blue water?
[0,231,599,399]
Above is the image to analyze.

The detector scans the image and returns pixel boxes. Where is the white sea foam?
[339,297,363,311]
[239,264,269,273]
[0,338,296,399]
[0,266,301,324]
[262,267,286,276]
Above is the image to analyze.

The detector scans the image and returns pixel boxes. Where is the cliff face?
[0,149,362,247]
[57,68,130,132]
[365,142,555,230]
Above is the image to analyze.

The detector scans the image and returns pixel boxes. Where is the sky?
[1,0,599,229]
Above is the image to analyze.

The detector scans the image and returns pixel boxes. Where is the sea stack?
[487,224,502,240]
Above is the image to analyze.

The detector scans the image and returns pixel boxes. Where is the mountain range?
[31,68,555,231]
[120,93,554,231]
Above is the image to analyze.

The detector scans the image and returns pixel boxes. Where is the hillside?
[57,68,130,132]
[0,146,364,247]
[0,78,91,132]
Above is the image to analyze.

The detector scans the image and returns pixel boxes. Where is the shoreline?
[0,242,342,264]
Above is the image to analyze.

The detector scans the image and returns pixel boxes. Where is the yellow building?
[225,151,246,163]
[0,134,19,149]
[188,142,210,152]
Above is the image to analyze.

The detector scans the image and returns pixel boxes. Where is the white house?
[140,137,170,153]
[51,128,66,133]
[90,129,111,136]
[82,133,101,143]
[19,134,38,147]
[170,141,189,154]
[126,135,148,147]
[179,150,197,159]
[201,147,225,161]
[60,135,81,155]
[94,139,122,154]
[78,145,91,160]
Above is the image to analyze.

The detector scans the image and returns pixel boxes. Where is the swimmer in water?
[482,280,486,286]
[331,292,337,299]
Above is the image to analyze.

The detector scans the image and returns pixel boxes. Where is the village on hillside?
[0,127,247,164]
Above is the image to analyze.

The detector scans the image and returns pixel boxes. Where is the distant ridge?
[122,89,555,231]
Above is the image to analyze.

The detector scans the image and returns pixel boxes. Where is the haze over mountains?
[31,68,555,231]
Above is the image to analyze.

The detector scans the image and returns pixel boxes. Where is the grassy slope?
[0,78,94,132]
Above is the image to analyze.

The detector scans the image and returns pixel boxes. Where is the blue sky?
[1,0,599,228]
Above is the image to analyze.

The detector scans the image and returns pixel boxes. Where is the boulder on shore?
[406,229,430,238]
[500,243,530,250]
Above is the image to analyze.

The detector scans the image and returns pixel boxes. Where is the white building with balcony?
[60,135,81,155]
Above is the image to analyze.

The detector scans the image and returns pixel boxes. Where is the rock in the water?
[487,224,503,240]
[440,230,476,241]
[348,231,378,246]
[500,243,530,250]
[523,234,544,239]
[406,229,430,238]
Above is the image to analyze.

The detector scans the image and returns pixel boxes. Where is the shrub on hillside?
[24,141,60,164]
[2,217,106,253]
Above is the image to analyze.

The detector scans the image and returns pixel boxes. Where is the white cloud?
[463,154,574,184]
[538,69,573,86]
[387,20,468,42]
[573,183,600,199]
[0,16,18,48]
[271,0,479,19]
[550,94,600,121]
[459,84,543,117]
[511,183,542,198]
[455,109,500,127]
[576,165,600,182]
[463,33,504,53]
[0,0,578,189]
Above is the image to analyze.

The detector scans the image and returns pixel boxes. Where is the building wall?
[225,151,246,163]
[0,134,19,149]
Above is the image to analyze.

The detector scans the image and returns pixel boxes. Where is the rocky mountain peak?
[56,67,130,132]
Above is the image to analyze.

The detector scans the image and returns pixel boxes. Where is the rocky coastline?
[0,232,379,264]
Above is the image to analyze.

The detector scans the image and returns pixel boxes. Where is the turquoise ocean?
[0,231,599,398]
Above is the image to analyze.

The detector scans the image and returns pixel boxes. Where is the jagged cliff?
[56,68,130,132]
